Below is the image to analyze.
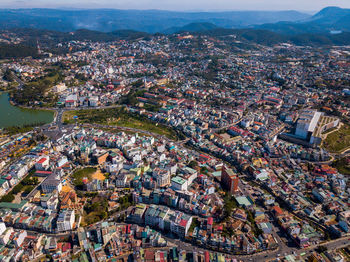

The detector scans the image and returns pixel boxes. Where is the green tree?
[188,160,198,169]
[0,194,14,202]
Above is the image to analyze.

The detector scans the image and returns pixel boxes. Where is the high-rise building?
[221,166,239,193]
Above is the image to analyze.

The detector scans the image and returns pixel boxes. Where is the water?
[0,92,54,128]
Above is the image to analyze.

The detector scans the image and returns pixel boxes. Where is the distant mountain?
[309,6,350,24]
[334,14,350,30]
[0,9,310,33]
[257,7,350,34]
[163,22,219,34]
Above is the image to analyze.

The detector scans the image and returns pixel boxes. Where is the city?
[0,1,349,262]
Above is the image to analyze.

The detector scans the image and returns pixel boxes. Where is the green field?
[72,167,97,188]
[63,107,178,140]
[323,124,350,153]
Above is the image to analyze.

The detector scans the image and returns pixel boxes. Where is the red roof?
[179,219,188,227]
[160,252,164,262]
[37,158,47,164]
[35,170,52,175]
[215,225,223,231]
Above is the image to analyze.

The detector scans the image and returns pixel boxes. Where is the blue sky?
[2,0,350,11]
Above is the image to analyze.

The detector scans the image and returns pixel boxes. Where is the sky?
[1,0,350,11]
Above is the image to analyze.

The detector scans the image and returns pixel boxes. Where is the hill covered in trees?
[0,43,39,59]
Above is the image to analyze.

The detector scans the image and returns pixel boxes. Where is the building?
[221,166,239,193]
[171,176,188,191]
[294,110,339,145]
[41,172,62,193]
[35,157,50,170]
[53,83,67,93]
[57,210,75,232]
[13,230,27,248]
[65,94,78,107]
[0,227,14,245]
[89,96,99,107]
[0,222,6,235]
[153,168,171,188]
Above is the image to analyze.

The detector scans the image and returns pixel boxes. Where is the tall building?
[294,110,339,145]
[57,210,75,232]
[221,166,239,193]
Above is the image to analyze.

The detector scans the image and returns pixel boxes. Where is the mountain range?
[0,7,349,50]
[0,7,348,35]
[0,8,311,33]
[257,6,350,34]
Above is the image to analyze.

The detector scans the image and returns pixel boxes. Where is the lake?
[0,92,54,128]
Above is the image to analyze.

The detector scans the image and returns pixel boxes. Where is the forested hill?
[0,43,39,59]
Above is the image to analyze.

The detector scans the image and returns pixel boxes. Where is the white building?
[171,176,188,191]
[65,94,78,107]
[89,96,99,107]
[295,110,322,139]
[14,230,27,248]
[0,227,14,245]
[180,167,198,186]
[0,223,6,235]
[57,210,75,232]
[153,168,170,187]
[35,157,50,170]
[53,83,67,93]
[295,110,339,145]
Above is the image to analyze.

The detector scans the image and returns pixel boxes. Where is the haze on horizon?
[1,0,350,11]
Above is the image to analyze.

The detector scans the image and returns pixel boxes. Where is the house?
[65,94,78,107]
[35,157,50,170]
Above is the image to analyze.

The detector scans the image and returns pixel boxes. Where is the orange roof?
[272,206,283,215]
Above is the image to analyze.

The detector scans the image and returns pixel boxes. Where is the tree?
[3,69,14,82]
[315,246,327,254]
[12,184,24,194]
[0,194,14,202]
[24,186,34,195]
[188,160,198,169]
